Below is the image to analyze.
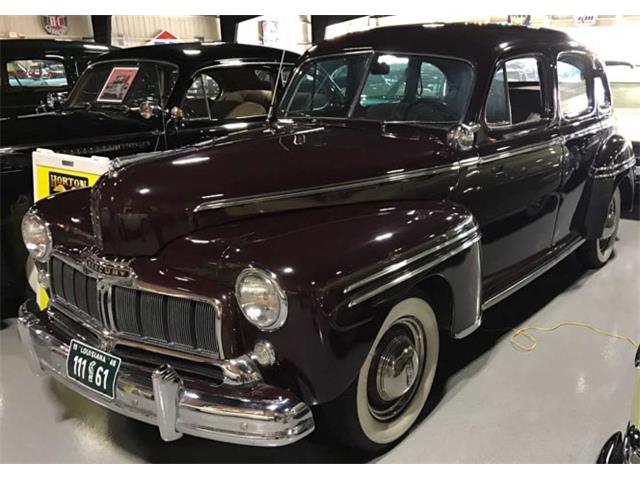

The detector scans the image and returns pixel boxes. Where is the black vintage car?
[17,24,636,452]
[0,42,298,317]
[598,345,640,464]
[0,39,117,118]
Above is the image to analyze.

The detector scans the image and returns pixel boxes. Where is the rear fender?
[573,134,635,239]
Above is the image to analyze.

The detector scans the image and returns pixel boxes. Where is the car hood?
[90,121,460,257]
[0,109,154,149]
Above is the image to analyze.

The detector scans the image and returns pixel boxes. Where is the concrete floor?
[0,219,638,463]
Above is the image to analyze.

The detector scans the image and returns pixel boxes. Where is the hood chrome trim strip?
[193,163,461,213]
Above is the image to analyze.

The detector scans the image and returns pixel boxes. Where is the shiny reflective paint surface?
[30,24,636,407]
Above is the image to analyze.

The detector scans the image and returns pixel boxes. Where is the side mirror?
[139,101,161,119]
[447,123,479,151]
[170,106,184,120]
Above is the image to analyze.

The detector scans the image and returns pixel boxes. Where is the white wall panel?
[111,15,220,47]
[0,15,93,40]
[236,15,311,54]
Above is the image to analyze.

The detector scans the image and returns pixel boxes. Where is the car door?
[175,65,287,146]
[452,54,564,290]
[552,51,609,244]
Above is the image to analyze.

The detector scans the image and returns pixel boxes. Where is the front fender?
[184,201,482,405]
[573,134,635,239]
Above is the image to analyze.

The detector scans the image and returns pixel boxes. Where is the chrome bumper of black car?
[17,299,314,447]
[598,424,640,464]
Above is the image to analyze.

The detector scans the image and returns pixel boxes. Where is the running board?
[482,237,586,310]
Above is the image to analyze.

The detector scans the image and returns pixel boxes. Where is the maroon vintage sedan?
[18,24,636,452]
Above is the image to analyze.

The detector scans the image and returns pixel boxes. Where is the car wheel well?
[411,275,453,332]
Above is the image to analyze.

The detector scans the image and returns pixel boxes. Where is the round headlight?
[235,268,288,331]
[21,212,52,261]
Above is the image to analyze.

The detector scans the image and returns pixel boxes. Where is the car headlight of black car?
[21,211,52,261]
[235,267,288,331]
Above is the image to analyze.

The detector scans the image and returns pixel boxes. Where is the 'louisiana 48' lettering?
[66,340,121,399]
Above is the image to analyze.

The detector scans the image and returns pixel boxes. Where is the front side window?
[281,55,369,119]
[182,66,286,120]
[485,56,546,128]
[279,53,473,124]
[557,53,593,119]
[6,59,68,88]
[68,61,178,109]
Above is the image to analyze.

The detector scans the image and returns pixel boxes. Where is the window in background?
[6,59,68,88]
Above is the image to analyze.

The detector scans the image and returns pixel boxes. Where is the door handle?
[491,164,504,173]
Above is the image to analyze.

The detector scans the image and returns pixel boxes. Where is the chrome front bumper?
[598,424,640,464]
[17,299,314,447]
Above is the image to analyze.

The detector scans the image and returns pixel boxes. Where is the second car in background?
[0,42,298,317]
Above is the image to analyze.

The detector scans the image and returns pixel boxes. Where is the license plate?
[66,340,121,399]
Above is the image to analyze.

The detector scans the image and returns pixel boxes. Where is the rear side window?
[6,59,68,88]
[557,53,593,119]
[181,66,282,120]
[485,56,545,127]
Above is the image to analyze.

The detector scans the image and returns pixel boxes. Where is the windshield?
[68,61,179,109]
[278,52,474,123]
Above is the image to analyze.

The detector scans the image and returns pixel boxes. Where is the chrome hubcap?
[598,193,619,256]
[367,316,425,421]
[376,337,420,401]
[601,199,617,240]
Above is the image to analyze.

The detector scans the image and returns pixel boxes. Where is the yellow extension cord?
[509,321,640,353]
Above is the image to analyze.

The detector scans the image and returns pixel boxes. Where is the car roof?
[307,23,585,64]
[91,42,300,71]
[0,39,116,56]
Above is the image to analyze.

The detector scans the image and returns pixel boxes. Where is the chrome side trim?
[562,119,611,141]
[344,217,476,294]
[479,139,563,165]
[348,232,481,308]
[458,156,481,168]
[193,163,460,213]
[591,155,636,179]
[482,237,586,309]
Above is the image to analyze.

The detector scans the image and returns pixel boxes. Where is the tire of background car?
[318,295,440,453]
[579,186,621,268]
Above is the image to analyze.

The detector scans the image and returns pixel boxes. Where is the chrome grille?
[51,257,100,326]
[49,256,219,354]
